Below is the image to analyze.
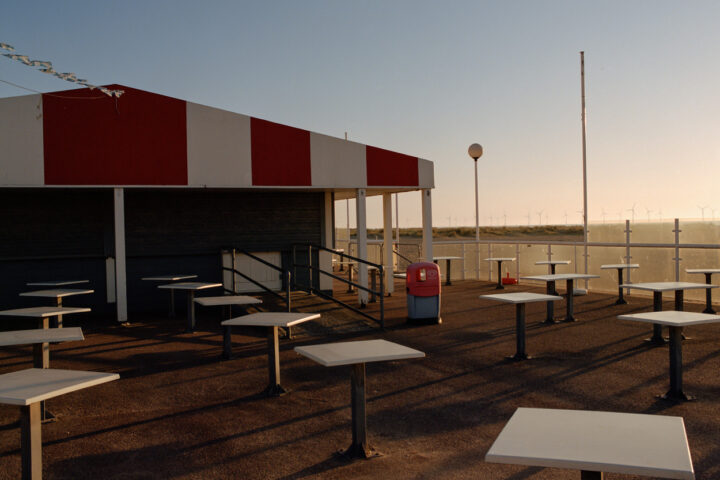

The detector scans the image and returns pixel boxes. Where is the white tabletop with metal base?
[433,256,462,286]
[0,368,119,480]
[142,274,198,317]
[521,274,599,323]
[295,339,424,459]
[19,289,94,327]
[486,407,694,480]
[619,311,720,402]
[485,258,516,289]
[221,312,320,396]
[601,264,639,305]
[480,293,563,360]
[0,327,85,423]
[685,269,720,314]
[620,282,717,345]
[158,282,222,332]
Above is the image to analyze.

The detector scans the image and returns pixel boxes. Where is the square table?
[535,260,571,275]
[158,282,222,332]
[19,289,94,327]
[0,327,85,422]
[485,257,516,289]
[521,274,599,323]
[221,312,320,396]
[194,295,262,319]
[0,368,119,480]
[26,280,89,287]
[480,293,564,360]
[619,311,720,401]
[295,339,424,459]
[433,256,462,286]
[620,282,717,345]
[601,264,639,305]
[142,274,198,317]
[685,268,720,313]
[486,407,694,480]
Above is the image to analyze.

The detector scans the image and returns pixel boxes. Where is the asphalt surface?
[1,278,720,479]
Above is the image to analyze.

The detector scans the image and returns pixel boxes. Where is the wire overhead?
[0,42,123,98]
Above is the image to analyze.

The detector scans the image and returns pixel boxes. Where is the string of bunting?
[0,42,123,98]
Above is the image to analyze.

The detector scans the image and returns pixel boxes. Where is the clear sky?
[2,1,719,228]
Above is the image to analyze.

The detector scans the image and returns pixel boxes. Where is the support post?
[511,303,529,360]
[264,326,287,397]
[647,291,667,345]
[421,189,433,261]
[382,193,394,295]
[356,189,369,305]
[342,362,378,458]
[673,218,681,281]
[113,188,128,323]
[21,403,42,480]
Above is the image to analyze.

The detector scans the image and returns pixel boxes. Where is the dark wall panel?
[124,190,323,256]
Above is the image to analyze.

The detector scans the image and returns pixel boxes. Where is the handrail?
[220,248,291,312]
[292,243,384,328]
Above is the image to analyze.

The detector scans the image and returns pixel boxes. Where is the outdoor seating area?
[3,274,720,478]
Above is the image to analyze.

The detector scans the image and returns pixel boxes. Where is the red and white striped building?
[0,85,435,321]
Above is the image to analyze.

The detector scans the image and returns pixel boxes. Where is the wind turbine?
[503,212,507,227]
[626,203,637,223]
[536,210,544,225]
[564,211,569,225]
[526,211,532,226]
[601,208,607,224]
[644,206,653,223]
[577,209,584,225]
[657,209,663,221]
[698,205,708,221]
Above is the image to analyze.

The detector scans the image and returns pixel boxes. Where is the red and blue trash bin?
[406,262,441,324]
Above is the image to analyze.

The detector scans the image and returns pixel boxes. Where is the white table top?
[686,268,720,274]
[535,260,571,265]
[0,368,120,406]
[0,306,91,318]
[522,273,599,282]
[485,257,516,262]
[481,292,564,304]
[20,288,94,299]
[620,282,717,292]
[142,274,198,281]
[295,339,424,367]
[619,310,720,327]
[158,282,222,291]
[0,327,84,346]
[194,295,262,307]
[601,264,639,269]
[433,256,462,261]
[27,280,89,287]
[485,407,694,480]
[222,312,320,328]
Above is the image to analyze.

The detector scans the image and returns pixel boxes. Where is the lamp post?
[468,143,483,242]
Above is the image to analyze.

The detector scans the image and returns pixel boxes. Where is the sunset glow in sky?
[2,1,719,227]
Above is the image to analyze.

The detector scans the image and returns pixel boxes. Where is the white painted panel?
[418,158,434,188]
[0,94,44,185]
[186,102,252,187]
[224,252,282,293]
[310,132,366,187]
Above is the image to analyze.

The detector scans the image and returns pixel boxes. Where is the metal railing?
[430,219,720,300]
[220,248,291,312]
[292,243,385,328]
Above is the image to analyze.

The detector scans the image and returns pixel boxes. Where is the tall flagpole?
[580,51,589,287]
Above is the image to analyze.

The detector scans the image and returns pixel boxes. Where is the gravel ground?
[1,278,719,479]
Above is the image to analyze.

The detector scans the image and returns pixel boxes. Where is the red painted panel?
[366,146,419,186]
[251,118,311,186]
[42,85,187,185]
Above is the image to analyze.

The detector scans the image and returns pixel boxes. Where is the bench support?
[263,326,288,397]
[341,362,380,459]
